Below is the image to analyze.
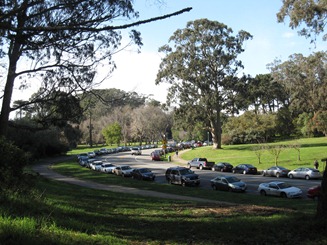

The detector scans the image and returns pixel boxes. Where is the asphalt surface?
[32,155,236,206]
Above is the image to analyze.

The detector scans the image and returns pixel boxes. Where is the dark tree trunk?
[316,159,327,219]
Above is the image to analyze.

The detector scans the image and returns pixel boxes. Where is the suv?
[165,167,200,187]
[131,147,142,155]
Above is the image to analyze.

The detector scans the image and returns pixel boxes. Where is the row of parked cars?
[166,165,320,199]
[203,161,322,180]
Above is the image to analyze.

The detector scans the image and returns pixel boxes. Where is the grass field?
[0,137,326,244]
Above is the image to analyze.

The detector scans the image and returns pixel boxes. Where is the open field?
[0,137,326,244]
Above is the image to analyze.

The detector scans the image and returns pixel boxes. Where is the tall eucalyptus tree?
[156,19,252,149]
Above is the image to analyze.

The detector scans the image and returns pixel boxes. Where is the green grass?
[1,137,327,244]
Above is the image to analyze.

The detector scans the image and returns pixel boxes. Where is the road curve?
[32,156,236,206]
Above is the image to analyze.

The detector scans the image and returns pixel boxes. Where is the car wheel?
[280,192,287,198]
[122,173,125,177]
[181,181,186,187]
[260,190,266,196]
[212,185,217,190]
[243,170,247,175]
[228,187,233,192]
[305,175,310,180]
[212,167,215,171]
[188,164,191,169]
[168,179,172,184]
[199,165,203,170]
[220,168,224,172]
[276,172,280,178]
[262,172,266,176]
[232,170,236,174]
[289,174,293,179]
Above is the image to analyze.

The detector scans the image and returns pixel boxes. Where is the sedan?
[100,162,116,173]
[307,185,321,200]
[211,162,233,172]
[262,166,290,178]
[232,164,257,175]
[258,181,302,198]
[114,165,134,177]
[131,168,156,181]
[210,175,247,192]
[288,167,321,180]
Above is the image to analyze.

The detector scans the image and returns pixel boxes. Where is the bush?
[0,137,30,191]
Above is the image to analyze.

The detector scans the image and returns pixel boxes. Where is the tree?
[102,122,122,146]
[156,19,252,149]
[269,52,327,116]
[0,0,192,138]
[267,145,285,166]
[277,0,327,41]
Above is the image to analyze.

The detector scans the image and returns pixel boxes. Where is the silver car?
[288,167,321,180]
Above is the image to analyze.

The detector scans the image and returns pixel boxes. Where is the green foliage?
[102,122,122,145]
[156,18,252,148]
[223,111,277,144]
[277,0,327,40]
[0,137,30,190]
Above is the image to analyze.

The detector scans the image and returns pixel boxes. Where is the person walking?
[314,160,319,170]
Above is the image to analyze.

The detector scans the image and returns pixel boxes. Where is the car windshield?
[225,176,240,183]
[122,166,131,170]
[277,182,291,189]
[179,169,193,175]
[139,168,150,173]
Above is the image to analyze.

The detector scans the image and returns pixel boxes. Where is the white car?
[131,147,142,155]
[258,181,302,198]
[100,162,116,173]
[114,165,134,177]
[90,160,103,171]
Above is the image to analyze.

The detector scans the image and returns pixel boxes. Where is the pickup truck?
[187,158,215,170]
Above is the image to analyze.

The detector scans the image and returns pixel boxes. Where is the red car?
[307,185,321,200]
[151,152,161,161]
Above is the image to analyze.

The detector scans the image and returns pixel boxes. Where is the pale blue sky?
[101,0,327,102]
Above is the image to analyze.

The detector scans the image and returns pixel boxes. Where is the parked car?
[232,164,257,175]
[307,185,321,200]
[114,165,134,177]
[262,166,290,178]
[210,175,247,192]
[99,148,108,155]
[100,162,116,173]
[131,147,142,155]
[258,181,302,198]
[211,162,233,172]
[187,158,215,170]
[131,168,155,181]
[288,167,321,180]
[78,156,89,167]
[165,167,200,187]
[87,151,96,158]
[90,160,103,171]
[151,151,161,161]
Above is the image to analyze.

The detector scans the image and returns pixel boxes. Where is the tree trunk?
[316,159,327,219]
[210,110,222,149]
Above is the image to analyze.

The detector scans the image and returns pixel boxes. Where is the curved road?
[32,154,235,205]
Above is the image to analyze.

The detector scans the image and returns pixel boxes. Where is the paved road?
[32,154,235,205]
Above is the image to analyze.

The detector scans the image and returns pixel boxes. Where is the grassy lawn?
[1,137,326,244]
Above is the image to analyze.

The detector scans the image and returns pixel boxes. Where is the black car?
[131,168,156,181]
[232,164,257,175]
[212,162,233,172]
[165,167,200,187]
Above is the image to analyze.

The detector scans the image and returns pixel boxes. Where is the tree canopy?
[0,0,191,137]
[156,18,252,149]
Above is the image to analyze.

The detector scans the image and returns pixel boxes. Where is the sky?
[10,0,327,105]
[97,0,327,103]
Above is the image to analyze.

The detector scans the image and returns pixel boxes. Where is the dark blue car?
[232,164,257,175]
